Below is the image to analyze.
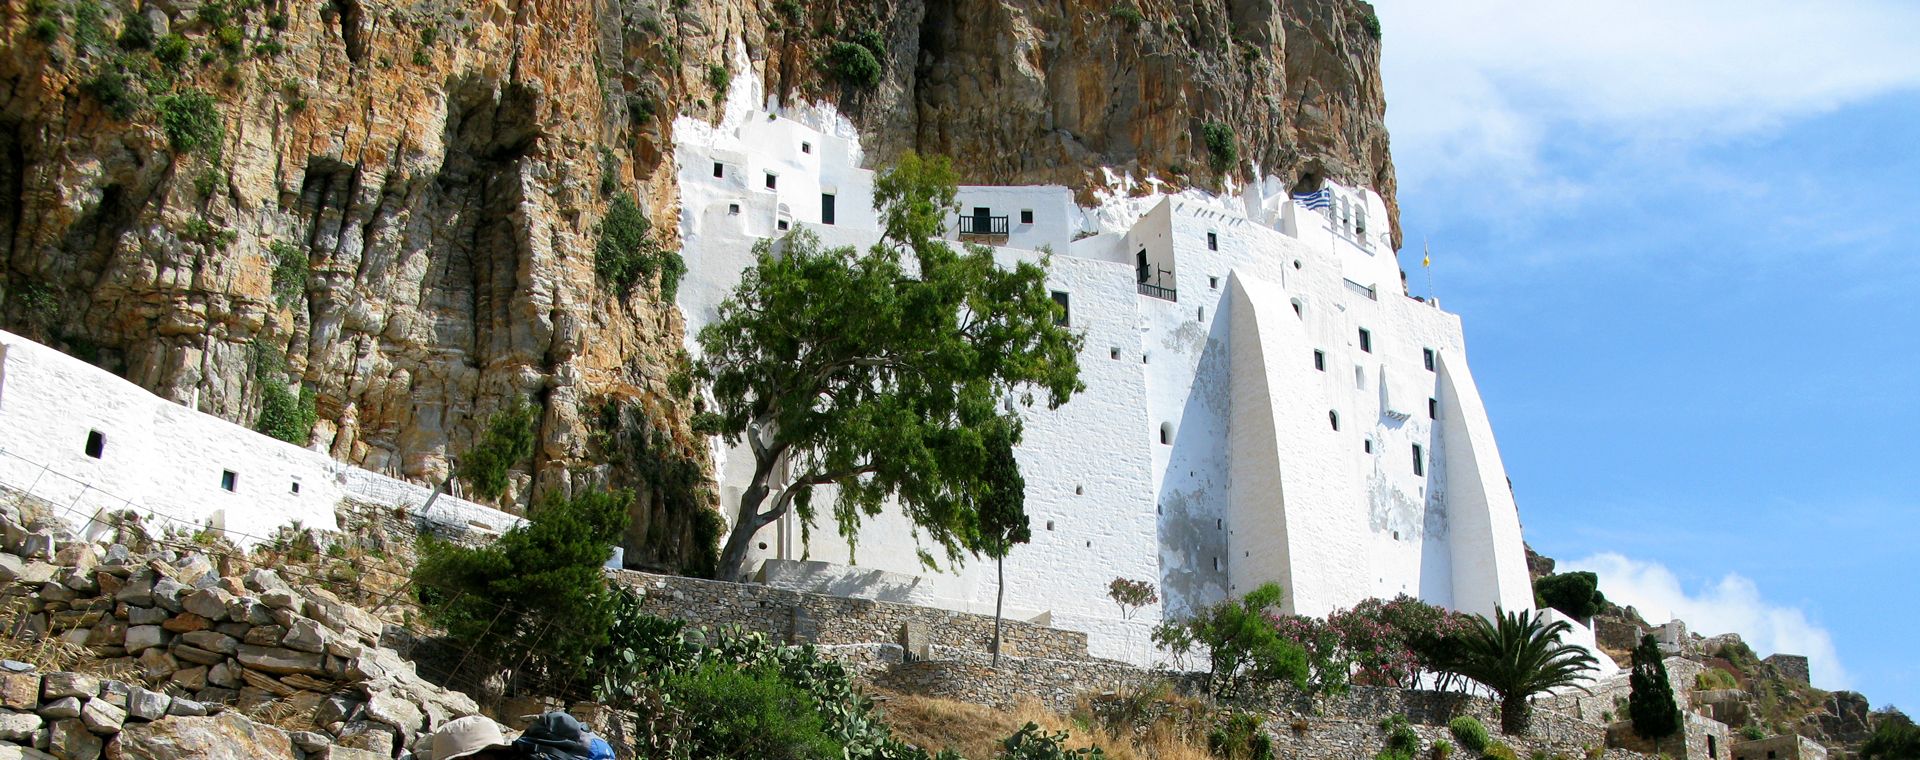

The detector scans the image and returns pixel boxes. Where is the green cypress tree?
[1629,634,1682,739]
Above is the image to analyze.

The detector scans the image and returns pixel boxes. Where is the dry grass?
[874,690,1217,760]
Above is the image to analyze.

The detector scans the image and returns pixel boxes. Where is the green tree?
[1151,582,1309,699]
[965,423,1029,667]
[1628,634,1682,741]
[456,398,539,502]
[695,153,1082,579]
[1534,571,1608,620]
[667,662,846,760]
[413,489,630,688]
[1439,608,1598,734]
[1862,711,1920,760]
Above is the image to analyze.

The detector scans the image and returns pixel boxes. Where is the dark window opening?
[821,193,836,225]
[1313,350,1325,371]
[727,203,740,215]
[1051,291,1071,326]
[1412,445,1425,476]
[764,172,777,189]
[220,470,237,492]
[1423,347,1436,371]
[1207,232,1218,251]
[712,162,724,178]
[1359,328,1373,353]
[290,481,301,494]
[1110,347,1120,360]
[1209,276,1218,289]
[1135,249,1150,282]
[1429,398,1438,419]
[1329,411,1340,431]
[84,430,104,459]
[1364,439,1373,454]
[1020,209,1034,224]
[1159,422,1172,444]
[1046,520,1055,531]
[777,220,790,231]
[800,141,812,154]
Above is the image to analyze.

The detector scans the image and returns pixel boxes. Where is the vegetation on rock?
[594,194,684,300]
[1447,716,1490,754]
[1376,715,1423,760]
[693,153,1082,580]
[1152,582,1308,699]
[157,88,225,158]
[1202,122,1237,175]
[456,398,540,502]
[826,40,884,88]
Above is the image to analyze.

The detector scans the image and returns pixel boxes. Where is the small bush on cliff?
[414,488,631,688]
[825,41,883,88]
[268,240,307,306]
[1447,716,1489,753]
[707,62,731,93]
[256,382,316,445]
[1110,3,1145,29]
[594,194,684,300]
[1209,712,1275,760]
[1534,571,1607,620]
[1151,582,1308,698]
[1377,715,1422,760]
[455,397,539,501]
[154,33,191,66]
[1202,122,1237,175]
[157,88,225,159]
[1360,9,1383,40]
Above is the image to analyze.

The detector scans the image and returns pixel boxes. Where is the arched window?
[1329,411,1340,431]
[1159,422,1173,445]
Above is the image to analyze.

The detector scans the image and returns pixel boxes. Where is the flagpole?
[1423,236,1433,304]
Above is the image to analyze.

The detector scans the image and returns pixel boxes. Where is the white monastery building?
[675,72,1615,674]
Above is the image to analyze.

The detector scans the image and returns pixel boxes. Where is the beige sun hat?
[431,715,516,760]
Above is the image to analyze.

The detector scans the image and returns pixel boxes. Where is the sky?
[1371,0,1920,708]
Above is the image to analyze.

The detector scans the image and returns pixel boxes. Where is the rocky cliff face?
[0,0,1394,570]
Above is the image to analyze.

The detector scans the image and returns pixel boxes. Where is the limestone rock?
[0,710,42,741]
[119,713,297,760]
[49,718,103,758]
[40,672,97,701]
[38,697,82,719]
[0,671,40,710]
[235,645,327,676]
[81,697,126,733]
[128,687,171,722]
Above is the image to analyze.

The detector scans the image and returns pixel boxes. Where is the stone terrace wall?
[614,571,1091,660]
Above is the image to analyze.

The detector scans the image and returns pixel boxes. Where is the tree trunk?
[991,555,1005,668]
[1501,693,1532,735]
[716,460,779,580]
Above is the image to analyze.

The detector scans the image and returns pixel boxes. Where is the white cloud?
[1563,553,1851,690]
[1375,1,1920,189]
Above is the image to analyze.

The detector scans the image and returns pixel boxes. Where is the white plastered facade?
[673,64,1607,674]
[0,330,520,546]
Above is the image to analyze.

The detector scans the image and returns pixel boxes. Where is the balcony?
[1137,282,1178,301]
[957,214,1010,242]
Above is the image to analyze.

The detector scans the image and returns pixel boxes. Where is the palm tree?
[1441,607,1598,735]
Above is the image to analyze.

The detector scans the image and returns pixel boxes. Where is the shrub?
[667,662,845,759]
[1861,712,1920,760]
[1106,577,1158,619]
[1433,739,1455,760]
[154,33,191,65]
[1377,715,1422,760]
[1360,9,1382,40]
[414,488,631,687]
[157,88,225,158]
[411,47,430,66]
[118,12,154,50]
[594,194,683,299]
[1271,612,1350,697]
[267,240,307,306]
[183,216,237,249]
[1483,742,1519,760]
[1151,582,1308,698]
[1202,121,1237,174]
[1209,712,1274,760]
[455,397,539,501]
[707,62,730,93]
[851,29,886,58]
[1110,2,1144,28]
[1000,722,1105,759]
[825,41,882,88]
[1739,725,1766,741]
[774,0,804,26]
[1447,716,1489,753]
[255,382,316,444]
[1695,669,1738,690]
[83,65,146,120]
[1534,571,1607,620]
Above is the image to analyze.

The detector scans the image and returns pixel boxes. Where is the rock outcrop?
[0,0,1394,568]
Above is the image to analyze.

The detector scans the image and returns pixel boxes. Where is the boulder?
[41,672,98,700]
[161,613,212,633]
[0,552,24,583]
[181,589,233,621]
[125,624,167,653]
[0,671,40,709]
[49,718,103,758]
[0,710,42,741]
[244,569,292,594]
[128,687,171,721]
[180,631,241,656]
[283,617,331,654]
[119,712,297,760]
[81,697,126,733]
[169,666,208,691]
[126,605,168,625]
[38,696,82,719]
[0,746,57,759]
[236,645,327,676]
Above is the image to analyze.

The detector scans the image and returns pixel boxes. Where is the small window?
[1159,422,1173,445]
[777,219,790,231]
[1429,398,1438,419]
[1291,298,1304,318]
[1358,328,1372,353]
[1209,276,1218,289]
[1050,291,1070,326]
[1206,231,1218,251]
[1197,306,1205,321]
[712,162,724,178]
[290,481,301,494]
[728,203,741,215]
[1412,444,1425,476]
[764,172,777,189]
[220,470,237,492]
[1313,350,1325,371]
[1328,411,1340,431]
[1110,347,1120,360]
[1423,347,1436,371]
[821,193,836,225]
[84,430,105,459]
[1364,439,1373,454]
[800,141,812,154]
[1216,518,1223,530]
[1046,520,1055,531]
[1212,557,1220,572]
[1020,209,1034,224]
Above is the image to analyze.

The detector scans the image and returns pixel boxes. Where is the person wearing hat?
[431,715,524,760]
[513,711,596,760]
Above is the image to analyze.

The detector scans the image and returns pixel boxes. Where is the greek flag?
[1291,188,1333,210]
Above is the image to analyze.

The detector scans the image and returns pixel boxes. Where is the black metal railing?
[957,215,1010,236]
[1137,282,1178,301]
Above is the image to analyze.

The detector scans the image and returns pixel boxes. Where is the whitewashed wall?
[672,77,1555,666]
[0,330,519,546]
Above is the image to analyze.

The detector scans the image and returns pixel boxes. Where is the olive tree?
[695,153,1083,580]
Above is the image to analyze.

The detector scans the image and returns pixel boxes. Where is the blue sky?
[1372,1,1920,707]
